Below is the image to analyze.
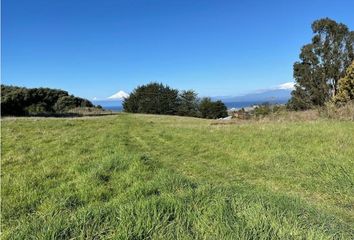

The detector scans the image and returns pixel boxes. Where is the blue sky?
[3,0,354,99]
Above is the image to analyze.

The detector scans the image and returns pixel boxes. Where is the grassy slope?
[1,114,353,239]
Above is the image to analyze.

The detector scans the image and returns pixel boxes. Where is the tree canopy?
[176,90,200,117]
[123,83,228,119]
[1,85,94,116]
[198,98,228,119]
[288,18,354,110]
[123,83,179,115]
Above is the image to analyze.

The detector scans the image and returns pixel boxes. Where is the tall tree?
[288,18,354,110]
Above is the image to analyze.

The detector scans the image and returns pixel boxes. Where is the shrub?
[334,61,354,104]
[320,101,354,120]
[253,103,286,117]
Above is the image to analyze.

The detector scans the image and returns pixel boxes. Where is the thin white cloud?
[108,90,129,100]
[276,82,295,90]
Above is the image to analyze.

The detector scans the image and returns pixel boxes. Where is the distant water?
[103,100,287,112]
[104,106,123,112]
[224,102,260,109]
[224,100,287,109]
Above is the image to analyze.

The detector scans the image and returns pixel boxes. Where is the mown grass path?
[2,114,354,239]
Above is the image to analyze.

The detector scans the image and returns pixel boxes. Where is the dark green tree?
[1,85,94,116]
[122,93,139,113]
[288,18,354,110]
[177,90,200,117]
[213,100,228,118]
[123,82,179,115]
[199,97,213,118]
[199,97,228,119]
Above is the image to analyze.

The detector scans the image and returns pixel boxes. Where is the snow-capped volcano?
[108,90,129,100]
[276,82,295,90]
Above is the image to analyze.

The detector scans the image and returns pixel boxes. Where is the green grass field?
[2,114,354,239]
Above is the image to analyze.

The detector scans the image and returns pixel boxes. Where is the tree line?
[287,18,354,110]
[123,82,228,119]
[1,85,95,116]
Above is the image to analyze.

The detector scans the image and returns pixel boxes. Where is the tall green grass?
[1,114,353,239]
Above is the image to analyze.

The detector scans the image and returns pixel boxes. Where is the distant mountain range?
[213,88,292,105]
